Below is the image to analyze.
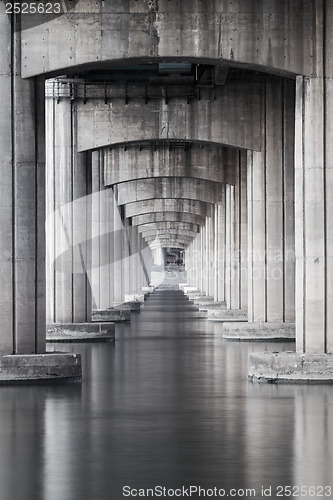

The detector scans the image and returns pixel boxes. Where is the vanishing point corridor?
[0,288,332,499]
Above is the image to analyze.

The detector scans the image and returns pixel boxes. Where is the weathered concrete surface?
[46,322,115,342]
[132,212,206,227]
[114,301,141,312]
[21,1,315,79]
[92,309,131,322]
[223,322,295,341]
[0,353,81,383]
[249,353,333,383]
[77,82,260,152]
[125,199,213,218]
[0,7,46,355]
[117,178,223,205]
[207,309,248,322]
[105,145,236,186]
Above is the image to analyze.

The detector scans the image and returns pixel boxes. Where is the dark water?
[1,289,332,500]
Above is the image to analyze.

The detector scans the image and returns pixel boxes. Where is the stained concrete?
[223,322,295,341]
[92,309,131,322]
[0,353,81,383]
[249,353,333,383]
[46,323,115,342]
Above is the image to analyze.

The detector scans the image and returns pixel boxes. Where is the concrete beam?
[142,230,199,239]
[77,82,260,152]
[104,144,236,186]
[125,199,213,218]
[138,222,200,234]
[117,178,223,206]
[22,2,315,79]
[132,212,206,226]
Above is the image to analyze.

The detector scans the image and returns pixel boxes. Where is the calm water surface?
[0,289,332,500]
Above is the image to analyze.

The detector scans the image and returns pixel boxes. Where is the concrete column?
[227,78,295,341]
[208,213,215,297]
[0,16,45,355]
[294,74,332,353]
[46,93,91,324]
[90,151,115,310]
[113,188,124,304]
[0,9,80,380]
[225,184,234,309]
[216,189,226,303]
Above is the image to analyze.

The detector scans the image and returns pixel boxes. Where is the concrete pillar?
[0,8,80,380]
[113,188,124,303]
[295,74,333,353]
[90,150,114,310]
[46,92,92,324]
[248,78,295,324]
[216,189,226,303]
[227,78,295,341]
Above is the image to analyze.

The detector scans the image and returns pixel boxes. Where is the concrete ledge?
[248,352,333,383]
[223,322,295,341]
[198,301,228,312]
[208,309,248,322]
[92,309,131,321]
[125,293,145,304]
[0,353,81,383]
[46,323,115,342]
[142,286,155,294]
[114,301,141,312]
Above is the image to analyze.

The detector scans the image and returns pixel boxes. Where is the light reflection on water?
[0,289,332,500]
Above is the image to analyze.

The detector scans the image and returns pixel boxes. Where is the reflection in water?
[0,290,332,500]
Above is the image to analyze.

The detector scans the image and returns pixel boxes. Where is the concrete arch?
[132,213,206,227]
[138,222,200,234]
[22,1,315,78]
[117,178,223,206]
[124,199,213,219]
[104,143,237,186]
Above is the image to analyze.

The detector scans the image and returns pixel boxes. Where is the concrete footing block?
[223,322,295,341]
[207,308,247,322]
[183,287,198,294]
[0,353,81,383]
[46,323,115,342]
[248,352,333,383]
[92,309,131,321]
[179,283,190,290]
[114,301,141,312]
[125,293,145,304]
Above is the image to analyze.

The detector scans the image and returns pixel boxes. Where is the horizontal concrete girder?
[138,222,200,234]
[125,199,213,218]
[104,144,236,186]
[144,233,195,243]
[117,178,223,205]
[77,82,261,152]
[141,229,199,239]
[131,212,206,226]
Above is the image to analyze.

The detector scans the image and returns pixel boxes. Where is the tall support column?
[228,77,295,341]
[249,2,333,380]
[295,74,332,354]
[46,93,91,324]
[90,151,114,310]
[216,188,226,303]
[0,9,80,380]
[113,189,124,304]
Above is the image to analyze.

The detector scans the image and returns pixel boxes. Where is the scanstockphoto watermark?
[122,485,257,498]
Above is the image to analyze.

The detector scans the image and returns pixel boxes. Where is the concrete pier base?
[114,301,141,312]
[0,353,81,383]
[223,322,295,341]
[208,309,248,322]
[92,309,131,322]
[124,293,145,304]
[248,352,333,383]
[46,323,115,342]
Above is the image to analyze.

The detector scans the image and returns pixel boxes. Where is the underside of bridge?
[0,0,333,382]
